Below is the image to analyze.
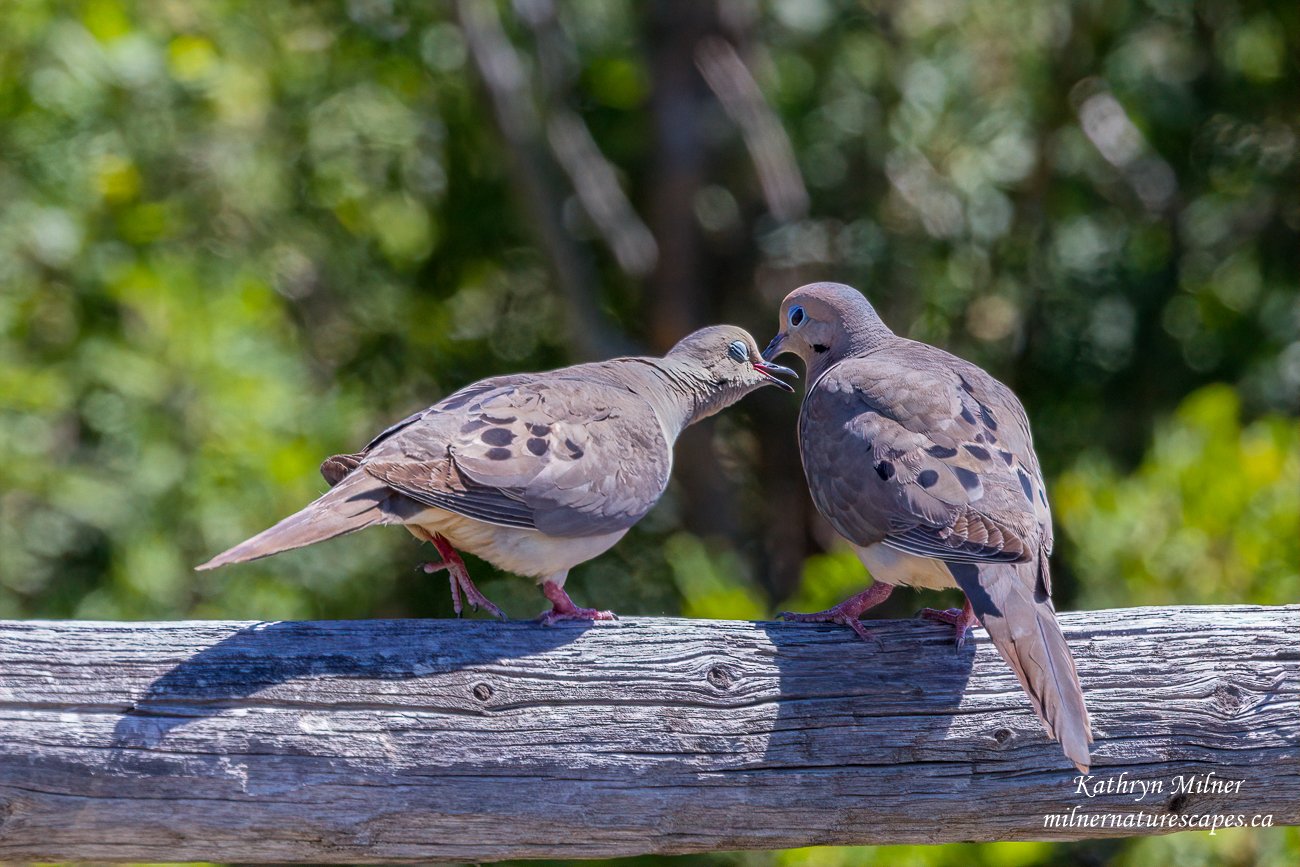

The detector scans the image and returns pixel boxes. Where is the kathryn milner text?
[1073,772,1244,803]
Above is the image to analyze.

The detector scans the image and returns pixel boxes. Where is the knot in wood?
[471,682,494,702]
[993,728,1012,745]
[1167,793,1190,814]
[1212,682,1243,715]
[706,665,733,690]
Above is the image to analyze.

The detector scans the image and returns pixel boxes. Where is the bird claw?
[778,608,881,647]
[775,583,893,645]
[417,547,506,620]
[537,607,618,627]
[919,606,964,626]
[919,606,976,651]
[537,580,615,627]
[468,592,507,621]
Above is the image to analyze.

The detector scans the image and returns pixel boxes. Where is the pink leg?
[920,596,979,649]
[779,582,894,643]
[419,534,506,621]
[537,580,617,627]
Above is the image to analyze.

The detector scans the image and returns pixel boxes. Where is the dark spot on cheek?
[1017,469,1034,503]
[917,469,939,488]
[526,437,548,456]
[963,444,990,461]
[875,461,895,480]
[926,445,958,458]
[564,438,584,458]
[480,427,515,447]
[485,448,512,461]
[812,343,829,354]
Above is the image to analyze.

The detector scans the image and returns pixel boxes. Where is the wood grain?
[0,605,1296,862]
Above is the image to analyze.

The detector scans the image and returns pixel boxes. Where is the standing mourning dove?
[763,282,1091,772]
[197,326,795,623]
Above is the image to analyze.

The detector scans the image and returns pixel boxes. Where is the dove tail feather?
[195,473,394,571]
[949,560,1093,773]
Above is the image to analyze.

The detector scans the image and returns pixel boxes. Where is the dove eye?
[727,340,748,362]
[789,305,805,327]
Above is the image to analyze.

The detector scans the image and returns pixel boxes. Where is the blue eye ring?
[789,305,805,327]
[727,339,748,362]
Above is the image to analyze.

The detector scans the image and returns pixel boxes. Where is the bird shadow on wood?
[107,618,585,759]
[718,616,1083,844]
[753,616,984,773]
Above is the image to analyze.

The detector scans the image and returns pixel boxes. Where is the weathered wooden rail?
[0,605,1296,862]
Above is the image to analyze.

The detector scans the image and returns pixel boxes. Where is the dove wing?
[799,347,1052,570]
[360,376,672,538]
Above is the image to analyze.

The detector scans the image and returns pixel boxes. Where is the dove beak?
[762,332,787,361]
[752,358,797,392]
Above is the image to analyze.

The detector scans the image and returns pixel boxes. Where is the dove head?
[658,325,797,426]
[762,282,894,374]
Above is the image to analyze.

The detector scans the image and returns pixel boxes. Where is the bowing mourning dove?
[198,326,795,624]
[764,282,1091,772]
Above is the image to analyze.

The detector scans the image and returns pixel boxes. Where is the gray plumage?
[765,282,1091,772]
[197,326,794,620]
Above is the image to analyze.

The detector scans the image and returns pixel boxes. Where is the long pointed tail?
[949,559,1093,772]
[196,473,393,571]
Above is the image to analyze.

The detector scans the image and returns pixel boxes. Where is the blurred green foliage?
[0,0,1296,865]
[1059,384,1299,608]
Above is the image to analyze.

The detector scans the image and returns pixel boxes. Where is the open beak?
[762,332,787,361]
[753,358,797,392]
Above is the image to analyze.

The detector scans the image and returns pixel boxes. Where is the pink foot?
[920,597,978,649]
[778,582,894,643]
[419,534,506,620]
[537,580,617,627]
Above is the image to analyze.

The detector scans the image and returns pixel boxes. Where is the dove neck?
[810,321,896,380]
[621,359,729,441]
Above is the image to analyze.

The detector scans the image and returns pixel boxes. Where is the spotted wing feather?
[319,377,531,485]
[799,345,1052,567]
[361,377,672,538]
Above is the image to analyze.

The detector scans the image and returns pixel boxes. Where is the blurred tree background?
[0,0,1296,864]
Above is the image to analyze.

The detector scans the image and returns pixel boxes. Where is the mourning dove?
[764,282,1091,772]
[197,326,794,624]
